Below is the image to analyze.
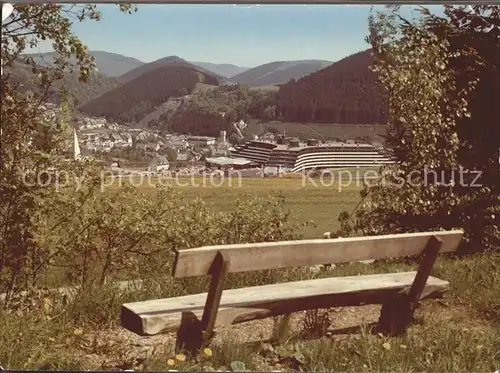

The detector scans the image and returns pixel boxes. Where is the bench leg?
[176,315,204,354]
[177,251,229,354]
[378,235,443,336]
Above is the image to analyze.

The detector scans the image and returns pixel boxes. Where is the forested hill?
[119,56,225,83]
[23,51,144,77]
[274,49,387,124]
[6,61,122,105]
[80,65,219,124]
[231,60,331,87]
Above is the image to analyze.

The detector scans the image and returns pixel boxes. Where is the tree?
[263,105,276,121]
[165,147,178,162]
[229,132,244,145]
[267,126,279,135]
[0,4,136,298]
[338,6,499,253]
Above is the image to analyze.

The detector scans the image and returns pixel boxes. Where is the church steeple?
[73,127,81,160]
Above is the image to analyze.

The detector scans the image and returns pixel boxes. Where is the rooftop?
[205,156,253,166]
[186,135,216,141]
[250,140,376,152]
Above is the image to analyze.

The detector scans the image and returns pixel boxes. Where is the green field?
[104,174,371,238]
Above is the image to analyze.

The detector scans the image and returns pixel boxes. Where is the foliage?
[167,85,271,137]
[6,62,122,106]
[2,166,307,295]
[0,4,135,299]
[338,6,500,253]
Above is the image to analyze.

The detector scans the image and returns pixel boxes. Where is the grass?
[1,177,499,372]
[246,119,388,142]
[101,171,375,238]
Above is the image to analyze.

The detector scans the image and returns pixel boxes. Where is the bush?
[337,7,499,253]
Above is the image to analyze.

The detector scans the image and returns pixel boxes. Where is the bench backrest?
[172,230,464,278]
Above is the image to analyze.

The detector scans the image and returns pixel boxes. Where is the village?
[71,113,254,176]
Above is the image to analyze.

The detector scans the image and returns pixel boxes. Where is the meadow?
[1,176,499,372]
[103,173,368,238]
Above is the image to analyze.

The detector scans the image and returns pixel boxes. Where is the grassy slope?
[1,177,498,371]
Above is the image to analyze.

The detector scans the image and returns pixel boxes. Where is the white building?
[185,135,216,147]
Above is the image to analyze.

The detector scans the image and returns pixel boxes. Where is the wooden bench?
[121,230,463,351]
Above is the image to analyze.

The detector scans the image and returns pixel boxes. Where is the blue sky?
[30,4,445,68]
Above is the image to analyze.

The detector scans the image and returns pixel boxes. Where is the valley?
[14,48,389,169]
[28,48,383,125]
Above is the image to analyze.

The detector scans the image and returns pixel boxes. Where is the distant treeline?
[273,50,387,124]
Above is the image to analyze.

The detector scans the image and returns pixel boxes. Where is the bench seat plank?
[173,230,464,277]
[121,272,449,336]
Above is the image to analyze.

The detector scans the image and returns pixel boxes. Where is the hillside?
[119,56,226,83]
[23,51,144,77]
[190,61,250,78]
[231,60,331,87]
[274,49,387,124]
[6,61,122,105]
[167,84,259,137]
[80,65,220,124]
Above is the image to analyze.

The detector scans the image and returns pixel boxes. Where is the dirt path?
[81,300,485,371]
[81,304,381,370]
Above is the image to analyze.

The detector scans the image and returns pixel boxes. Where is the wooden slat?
[173,230,464,278]
[121,272,449,336]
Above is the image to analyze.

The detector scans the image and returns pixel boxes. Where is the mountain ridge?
[118,56,228,83]
[189,61,250,78]
[23,51,145,78]
[231,60,332,87]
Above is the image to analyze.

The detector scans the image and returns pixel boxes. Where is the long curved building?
[230,140,394,172]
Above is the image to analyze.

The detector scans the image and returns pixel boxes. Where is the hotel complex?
[230,139,394,172]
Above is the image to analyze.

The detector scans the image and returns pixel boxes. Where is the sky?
[29,4,445,68]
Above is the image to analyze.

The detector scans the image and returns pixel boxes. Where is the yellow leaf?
[382,342,391,350]
[167,359,176,366]
[175,353,186,361]
[48,337,56,342]
[73,328,84,336]
[399,344,407,349]
[203,347,213,357]
[476,345,483,351]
